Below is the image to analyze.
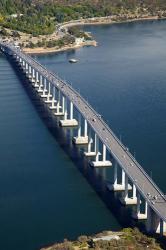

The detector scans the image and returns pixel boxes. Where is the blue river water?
[0,19,166,250]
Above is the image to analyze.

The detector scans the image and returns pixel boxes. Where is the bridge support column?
[18,58,22,69]
[90,138,112,168]
[22,60,26,68]
[29,65,32,77]
[17,57,21,67]
[37,75,44,93]
[120,180,138,205]
[34,71,39,87]
[60,99,78,127]
[132,195,147,220]
[19,57,22,64]
[114,161,118,186]
[30,68,36,84]
[54,89,63,116]
[25,62,29,75]
[146,206,166,235]
[45,82,53,103]
[84,128,96,157]
[26,64,31,78]
[22,60,25,68]
[73,114,88,144]
[107,167,132,192]
[23,61,26,69]
[49,86,57,110]
[41,78,48,98]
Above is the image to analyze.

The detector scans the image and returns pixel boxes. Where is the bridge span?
[0,42,166,235]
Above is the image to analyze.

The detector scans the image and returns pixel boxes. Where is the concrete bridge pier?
[28,65,32,79]
[146,205,166,236]
[37,75,44,93]
[24,62,29,75]
[54,89,64,116]
[17,55,20,61]
[132,194,147,220]
[18,57,22,65]
[23,61,27,71]
[19,59,25,72]
[45,82,53,104]
[34,71,40,88]
[49,86,57,110]
[73,114,88,144]
[41,78,48,98]
[16,56,22,68]
[106,161,118,190]
[19,56,22,63]
[84,128,96,157]
[120,181,138,205]
[30,67,35,84]
[14,54,19,62]
[90,137,112,168]
[30,68,36,84]
[25,64,32,80]
[22,61,28,72]
[59,98,78,127]
[107,166,132,192]
[22,60,25,69]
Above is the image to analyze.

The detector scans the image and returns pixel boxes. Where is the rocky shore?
[23,40,97,54]
[40,228,163,250]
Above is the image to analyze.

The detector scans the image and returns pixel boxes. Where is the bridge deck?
[1,43,166,222]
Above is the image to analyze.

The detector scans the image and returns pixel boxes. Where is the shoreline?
[57,15,162,29]
[23,15,166,55]
[40,228,163,250]
[23,40,97,55]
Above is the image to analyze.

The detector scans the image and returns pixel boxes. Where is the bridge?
[0,41,166,235]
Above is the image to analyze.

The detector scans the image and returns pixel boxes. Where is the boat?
[69,58,78,63]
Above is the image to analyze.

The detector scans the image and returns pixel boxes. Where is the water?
[36,19,166,191]
[0,52,119,250]
[0,19,166,250]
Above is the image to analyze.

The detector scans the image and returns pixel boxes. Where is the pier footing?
[54,111,64,116]
[40,92,48,98]
[132,212,147,220]
[119,197,138,205]
[107,183,132,192]
[49,104,58,110]
[73,136,89,145]
[59,119,78,127]
[90,160,112,168]
[84,151,97,157]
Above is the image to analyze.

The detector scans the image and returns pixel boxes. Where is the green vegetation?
[41,228,163,250]
[25,34,75,49]
[2,15,55,36]
[68,27,91,40]
[0,0,166,35]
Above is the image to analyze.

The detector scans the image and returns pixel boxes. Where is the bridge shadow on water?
[9,56,150,237]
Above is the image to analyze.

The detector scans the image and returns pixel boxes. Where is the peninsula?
[0,0,166,54]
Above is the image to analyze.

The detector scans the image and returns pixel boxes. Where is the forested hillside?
[1,0,166,14]
[0,0,166,35]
